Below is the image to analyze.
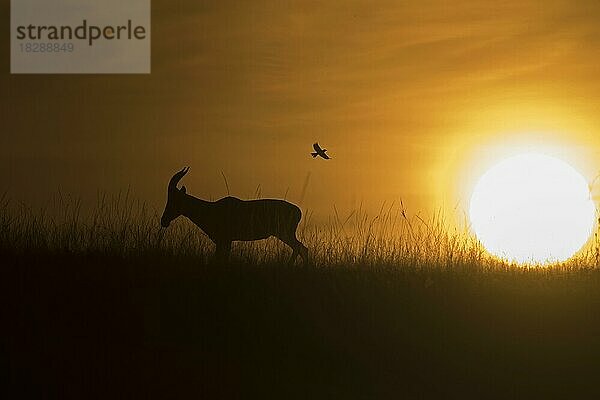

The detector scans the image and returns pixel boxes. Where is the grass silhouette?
[4,192,600,398]
[1,191,598,268]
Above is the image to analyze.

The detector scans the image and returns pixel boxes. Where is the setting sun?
[469,153,596,264]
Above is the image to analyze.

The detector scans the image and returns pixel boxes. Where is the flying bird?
[311,143,330,159]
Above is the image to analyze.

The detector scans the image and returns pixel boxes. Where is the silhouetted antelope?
[160,167,309,264]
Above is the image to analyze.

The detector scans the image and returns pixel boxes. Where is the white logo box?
[11,0,150,74]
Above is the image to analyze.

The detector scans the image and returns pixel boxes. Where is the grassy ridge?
[2,192,597,268]
[6,253,600,398]
[3,194,600,398]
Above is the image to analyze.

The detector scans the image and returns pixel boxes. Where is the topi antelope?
[160,167,309,264]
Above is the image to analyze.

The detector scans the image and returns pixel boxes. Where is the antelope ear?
[180,186,187,193]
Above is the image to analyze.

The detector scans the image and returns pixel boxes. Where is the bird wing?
[322,153,330,159]
[313,143,322,152]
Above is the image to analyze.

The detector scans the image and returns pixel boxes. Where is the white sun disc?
[469,153,596,264]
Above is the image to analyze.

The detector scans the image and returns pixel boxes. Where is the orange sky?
[3,0,600,220]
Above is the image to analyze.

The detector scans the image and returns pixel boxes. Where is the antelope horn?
[168,166,190,190]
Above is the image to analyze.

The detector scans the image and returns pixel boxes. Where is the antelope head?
[160,167,190,228]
